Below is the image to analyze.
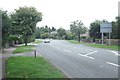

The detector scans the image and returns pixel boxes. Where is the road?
[36,40,119,78]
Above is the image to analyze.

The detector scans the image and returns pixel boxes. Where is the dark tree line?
[89,17,119,40]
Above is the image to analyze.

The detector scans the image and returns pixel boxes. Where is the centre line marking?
[78,54,95,59]
[85,51,98,56]
[106,62,119,67]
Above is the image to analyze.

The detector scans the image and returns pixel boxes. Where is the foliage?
[57,28,66,39]
[111,17,120,39]
[52,26,56,31]
[89,19,119,40]
[70,20,86,42]
[11,7,42,46]
[1,10,11,47]
[35,26,55,39]
[89,20,101,39]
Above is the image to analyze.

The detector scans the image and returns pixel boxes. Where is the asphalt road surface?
[36,40,119,78]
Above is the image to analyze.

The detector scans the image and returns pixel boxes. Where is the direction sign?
[100,22,112,33]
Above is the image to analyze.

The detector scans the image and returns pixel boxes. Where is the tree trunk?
[24,37,28,46]
[78,34,80,43]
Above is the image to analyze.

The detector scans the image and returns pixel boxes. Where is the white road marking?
[63,50,72,53]
[78,54,95,59]
[107,50,119,56]
[106,62,119,67]
[85,51,98,56]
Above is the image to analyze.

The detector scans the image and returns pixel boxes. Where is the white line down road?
[106,62,120,67]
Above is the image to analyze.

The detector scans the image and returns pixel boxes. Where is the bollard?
[34,51,37,58]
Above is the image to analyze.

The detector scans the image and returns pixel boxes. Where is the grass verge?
[6,56,65,78]
[67,40,119,50]
[13,45,35,54]
[67,40,84,44]
[32,40,42,44]
[86,43,119,50]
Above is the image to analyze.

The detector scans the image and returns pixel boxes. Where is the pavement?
[36,40,119,78]
[0,47,16,79]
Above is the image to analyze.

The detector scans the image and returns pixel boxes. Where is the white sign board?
[100,22,112,33]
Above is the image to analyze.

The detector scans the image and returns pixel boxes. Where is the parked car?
[44,38,50,43]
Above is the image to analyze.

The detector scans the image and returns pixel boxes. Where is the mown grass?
[13,45,35,54]
[86,43,119,50]
[32,40,42,44]
[6,56,65,78]
[67,40,85,44]
[67,40,119,50]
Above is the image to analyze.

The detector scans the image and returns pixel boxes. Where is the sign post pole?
[109,30,111,46]
[102,33,104,44]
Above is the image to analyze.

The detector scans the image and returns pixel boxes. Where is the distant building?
[80,29,89,37]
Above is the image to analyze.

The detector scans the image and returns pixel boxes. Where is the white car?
[44,38,50,43]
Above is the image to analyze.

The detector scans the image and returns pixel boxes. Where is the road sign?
[100,22,112,45]
[100,22,112,33]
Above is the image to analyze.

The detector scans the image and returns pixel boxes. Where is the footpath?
[1,47,16,79]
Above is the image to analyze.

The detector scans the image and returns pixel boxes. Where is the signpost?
[100,22,112,46]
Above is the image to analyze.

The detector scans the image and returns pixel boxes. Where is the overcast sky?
[0,0,119,30]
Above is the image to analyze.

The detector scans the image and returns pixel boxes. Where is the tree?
[111,21,117,39]
[70,20,86,42]
[89,20,101,40]
[112,17,120,39]
[11,7,42,46]
[57,28,66,39]
[1,10,11,47]
[52,27,56,31]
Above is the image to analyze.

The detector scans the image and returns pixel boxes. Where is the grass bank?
[6,56,65,78]
[13,45,35,54]
[32,40,43,44]
[86,43,119,50]
[67,40,119,50]
[67,40,85,44]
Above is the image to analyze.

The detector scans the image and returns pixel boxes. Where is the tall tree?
[89,20,101,40]
[114,17,120,39]
[70,20,86,42]
[57,28,66,39]
[1,10,11,47]
[51,27,56,31]
[11,7,42,46]
[111,21,118,39]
